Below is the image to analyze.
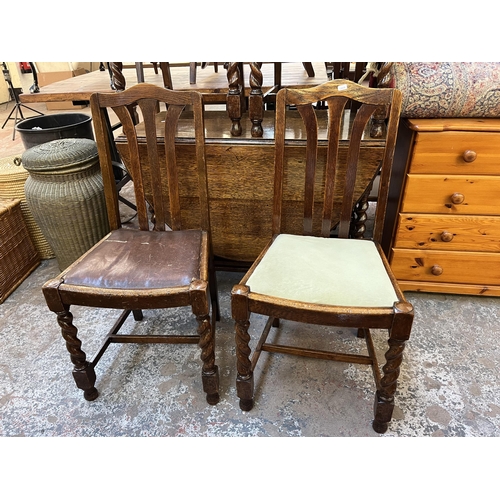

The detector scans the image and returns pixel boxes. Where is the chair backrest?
[90,83,210,234]
[273,79,402,244]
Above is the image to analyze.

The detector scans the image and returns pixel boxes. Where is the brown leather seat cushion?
[63,228,203,289]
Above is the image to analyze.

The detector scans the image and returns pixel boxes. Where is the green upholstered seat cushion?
[246,234,398,308]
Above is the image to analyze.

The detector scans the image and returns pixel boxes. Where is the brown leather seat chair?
[42,83,220,405]
[231,80,413,433]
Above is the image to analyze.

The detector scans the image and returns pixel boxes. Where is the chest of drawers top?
[406,118,500,176]
[407,117,500,133]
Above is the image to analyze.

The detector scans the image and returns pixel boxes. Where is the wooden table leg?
[249,62,263,138]
[227,62,243,136]
[110,62,125,91]
[302,62,315,77]
[159,62,173,89]
[135,62,145,83]
[190,62,197,84]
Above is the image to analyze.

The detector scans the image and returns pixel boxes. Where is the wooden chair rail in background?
[107,62,323,138]
[189,62,220,84]
[228,62,318,138]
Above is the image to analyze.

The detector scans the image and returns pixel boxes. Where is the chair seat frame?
[232,240,413,433]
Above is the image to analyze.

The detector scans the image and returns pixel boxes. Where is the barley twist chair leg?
[56,307,98,401]
[373,337,406,433]
[197,311,220,405]
[235,318,254,411]
[191,279,219,405]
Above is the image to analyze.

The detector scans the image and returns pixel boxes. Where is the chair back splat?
[91,84,210,234]
[232,79,413,434]
[42,83,219,406]
[272,79,401,242]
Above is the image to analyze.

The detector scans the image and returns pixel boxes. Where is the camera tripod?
[2,62,44,140]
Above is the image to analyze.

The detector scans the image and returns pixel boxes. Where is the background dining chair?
[136,62,173,89]
[189,62,219,84]
[42,83,220,405]
[231,79,413,433]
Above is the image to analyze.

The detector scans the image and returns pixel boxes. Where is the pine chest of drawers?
[382,117,500,296]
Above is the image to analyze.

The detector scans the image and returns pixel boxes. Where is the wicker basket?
[0,154,54,259]
[22,139,110,271]
[0,198,41,304]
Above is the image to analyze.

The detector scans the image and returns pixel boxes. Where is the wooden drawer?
[410,131,500,175]
[401,174,500,215]
[391,248,500,285]
[393,213,500,252]
[395,280,500,296]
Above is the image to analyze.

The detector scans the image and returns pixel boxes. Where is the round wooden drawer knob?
[462,150,477,162]
[451,192,465,204]
[431,265,443,276]
[440,231,454,242]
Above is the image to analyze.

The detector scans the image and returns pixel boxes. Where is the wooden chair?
[136,62,173,89]
[231,80,413,433]
[189,62,219,84]
[42,83,220,405]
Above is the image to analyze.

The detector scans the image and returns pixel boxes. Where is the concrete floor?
[2,256,500,437]
[1,71,500,438]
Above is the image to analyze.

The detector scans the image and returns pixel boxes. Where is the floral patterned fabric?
[378,62,500,118]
